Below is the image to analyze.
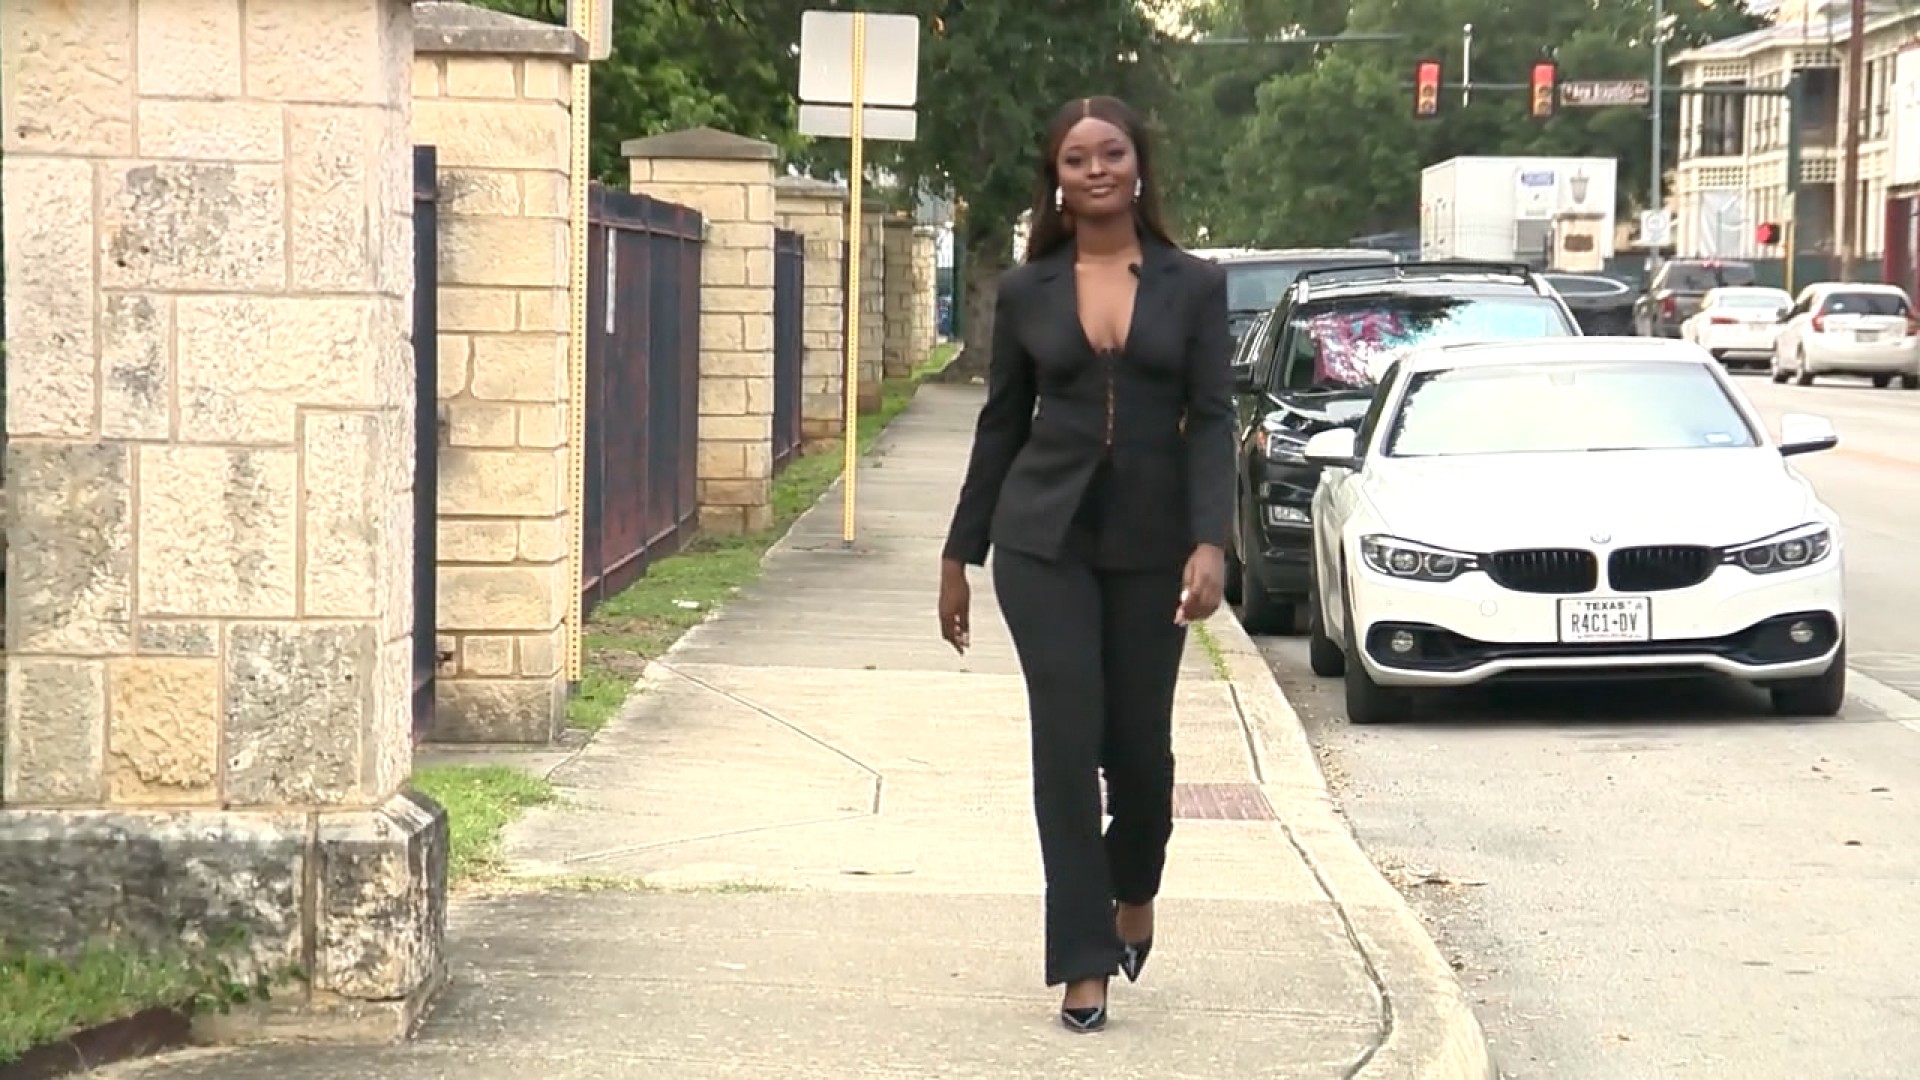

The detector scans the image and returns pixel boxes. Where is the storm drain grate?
[1170,783,1275,821]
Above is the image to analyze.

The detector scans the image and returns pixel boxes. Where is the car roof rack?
[1293,260,1543,303]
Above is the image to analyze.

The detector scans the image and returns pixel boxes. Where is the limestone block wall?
[774,178,849,442]
[882,216,916,378]
[911,226,940,361]
[625,128,777,535]
[412,3,582,743]
[0,0,446,1034]
[857,206,886,409]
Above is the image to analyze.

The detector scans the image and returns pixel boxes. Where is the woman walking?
[936,95,1234,1033]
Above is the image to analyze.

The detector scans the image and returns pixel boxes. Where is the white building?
[1669,0,1920,263]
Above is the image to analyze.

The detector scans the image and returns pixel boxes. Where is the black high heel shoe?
[1059,979,1110,1033]
[1119,937,1154,983]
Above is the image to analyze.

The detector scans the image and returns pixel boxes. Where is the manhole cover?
[1170,783,1274,821]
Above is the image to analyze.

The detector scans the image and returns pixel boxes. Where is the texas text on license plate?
[1558,597,1650,643]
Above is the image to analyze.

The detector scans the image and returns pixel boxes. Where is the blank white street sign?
[1641,209,1672,247]
[797,103,918,142]
[799,10,921,107]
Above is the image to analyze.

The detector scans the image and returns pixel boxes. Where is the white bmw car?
[1302,337,1846,724]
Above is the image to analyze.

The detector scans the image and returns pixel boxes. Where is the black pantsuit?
[943,237,1236,987]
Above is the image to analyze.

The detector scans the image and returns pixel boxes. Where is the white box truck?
[1420,156,1619,270]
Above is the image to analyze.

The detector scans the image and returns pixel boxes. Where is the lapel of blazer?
[1131,238,1182,348]
[1030,245,1087,358]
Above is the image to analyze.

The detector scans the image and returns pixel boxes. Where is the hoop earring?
[1134,178,1143,201]
[1053,186,1063,211]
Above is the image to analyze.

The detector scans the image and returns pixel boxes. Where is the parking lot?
[1265,368,1920,1079]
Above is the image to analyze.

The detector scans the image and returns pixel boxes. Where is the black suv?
[1212,248,1393,350]
[1227,262,1584,634]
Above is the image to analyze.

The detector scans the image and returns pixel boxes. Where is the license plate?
[1857,329,1881,343]
[1558,597,1650,643]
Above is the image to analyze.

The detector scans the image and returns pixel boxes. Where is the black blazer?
[942,237,1235,569]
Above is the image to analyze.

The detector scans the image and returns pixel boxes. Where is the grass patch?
[1193,622,1232,679]
[0,940,273,1065]
[413,764,555,885]
[568,342,959,734]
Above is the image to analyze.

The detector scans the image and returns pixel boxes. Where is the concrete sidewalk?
[106,384,1489,1079]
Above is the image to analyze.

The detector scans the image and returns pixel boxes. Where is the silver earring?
[1053,186,1063,211]
[1134,178,1143,201]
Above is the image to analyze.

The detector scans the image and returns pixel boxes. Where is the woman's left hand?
[1176,544,1227,626]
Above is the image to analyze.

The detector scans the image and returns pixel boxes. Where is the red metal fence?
[581,184,703,614]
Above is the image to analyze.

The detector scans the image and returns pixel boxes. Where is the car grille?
[1486,548,1598,594]
[1607,545,1716,592]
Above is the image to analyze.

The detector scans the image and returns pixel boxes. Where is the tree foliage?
[1155,0,1767,246]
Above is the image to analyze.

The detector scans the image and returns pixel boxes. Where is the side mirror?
[1230,361,1257,393]
[1778,412,1837,457]
[1302,426,1361,468]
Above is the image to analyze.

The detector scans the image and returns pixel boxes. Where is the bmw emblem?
[1590,531,1612,545]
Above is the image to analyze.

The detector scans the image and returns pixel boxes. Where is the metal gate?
[772,228,805,470]
[412,146,440,742]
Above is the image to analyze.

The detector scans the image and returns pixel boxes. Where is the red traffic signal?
[1414,60,1443,119]
[1529,61,1558,119]
[1755,221,1783,245]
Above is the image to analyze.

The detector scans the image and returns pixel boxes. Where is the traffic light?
[1414,60,1443,119]
[1529,60,1558,120]
[1756,221,1783,246]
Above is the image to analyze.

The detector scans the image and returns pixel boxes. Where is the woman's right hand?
[938,559,971,654]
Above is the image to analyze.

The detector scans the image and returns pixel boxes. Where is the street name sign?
[1562,80,1652,108]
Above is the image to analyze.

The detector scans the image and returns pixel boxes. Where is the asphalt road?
[1258,369,1920,1079]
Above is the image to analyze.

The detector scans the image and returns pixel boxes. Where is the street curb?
[1202,607,1496,1080]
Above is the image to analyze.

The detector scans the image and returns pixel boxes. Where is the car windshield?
[1665,262,1757,291]
[1226,259,1376,312]
[1281,294,1574,389]
[1820,290,1910,316]
[1384,359,1759,457]
[1713,289,1789,310]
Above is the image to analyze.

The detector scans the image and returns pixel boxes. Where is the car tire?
[1795,350,1815,386]
[1769,640,1848,718]
[1237,522,1294,635]
[1307,585,1345,678]
[1902,374,1920,390]
[1224,526,1244,606]
[1341,578,1411,725]
[1770,356,1789,383]
[1873,374,1893,388]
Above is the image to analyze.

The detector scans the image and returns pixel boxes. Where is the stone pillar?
[857,204,887,410]
[624,128,776,535]
[412,2,580,743]
[0,0,446,1042]
[911,225,940,360]
[774,177,849,442]
[881,215,916,378]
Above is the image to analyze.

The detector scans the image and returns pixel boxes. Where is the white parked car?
[1302,337,1846,725]
[1770,281,1920,388]
[1680,285,1793,367]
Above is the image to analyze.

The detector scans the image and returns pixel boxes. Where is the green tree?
[1223,50,1421,244]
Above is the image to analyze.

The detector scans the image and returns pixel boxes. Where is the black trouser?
[992,546,1188,987]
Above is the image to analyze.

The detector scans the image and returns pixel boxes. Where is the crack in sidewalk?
[554,660,887,865]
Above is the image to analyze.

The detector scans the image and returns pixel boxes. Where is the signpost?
[1640,209,1673,249]
[1561,80,1652,108]
[796,10,920,547]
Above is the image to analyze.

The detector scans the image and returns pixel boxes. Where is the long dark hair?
[1024,95,1177,264]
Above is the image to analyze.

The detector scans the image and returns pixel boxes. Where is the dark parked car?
[1211,248,1395,350]
[1632,258,1757,338]
[1543,272,1637,335]
[1227,261,1583,634]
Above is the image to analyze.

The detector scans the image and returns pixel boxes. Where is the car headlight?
[1720,524,1833,574]
[1255,427,1307,464]
[1360,536,1479,583]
